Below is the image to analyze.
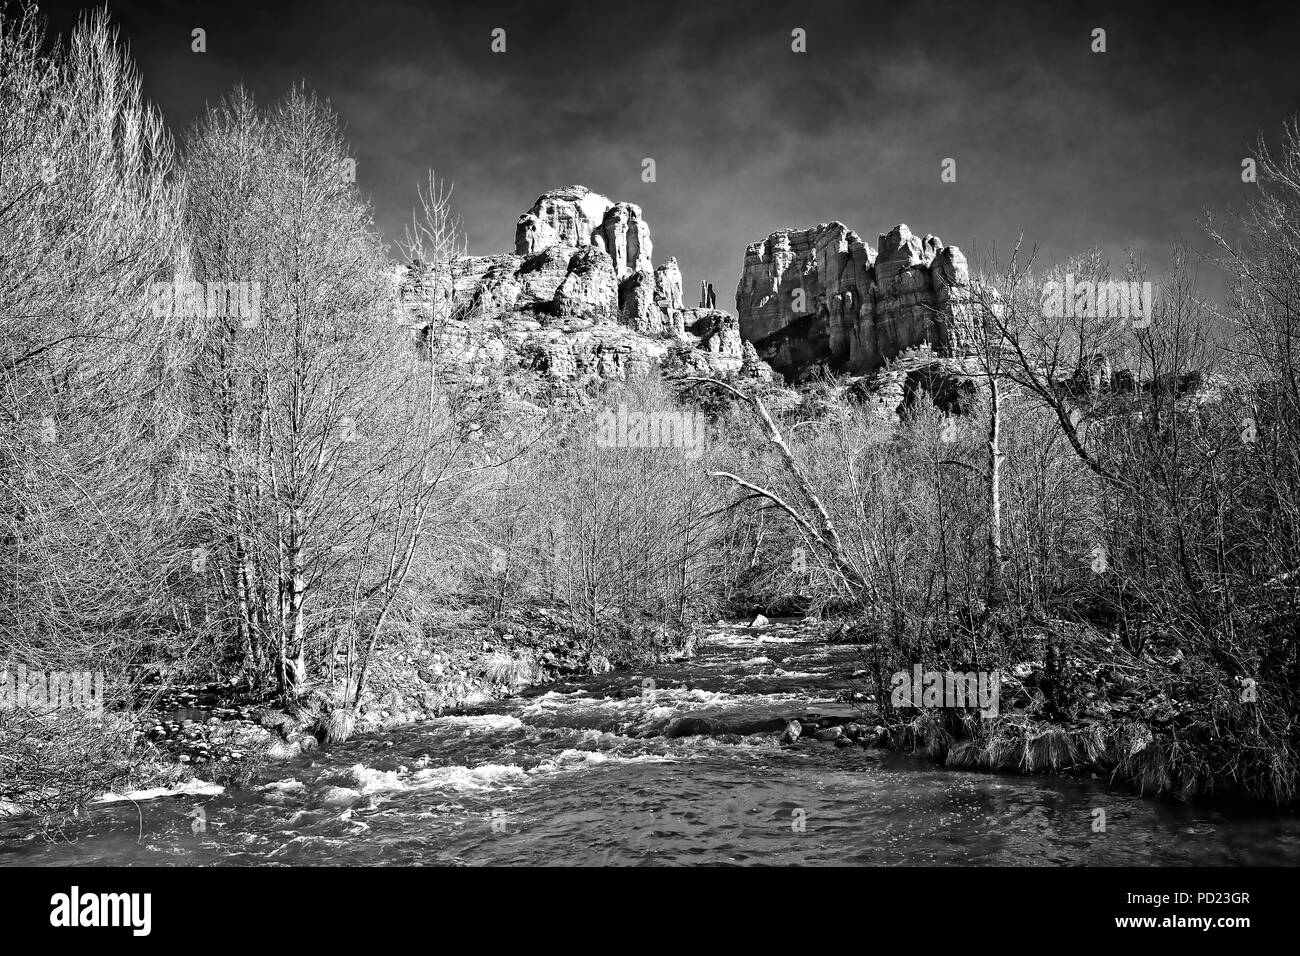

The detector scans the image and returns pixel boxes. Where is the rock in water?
[779,719,802,744]
[665,714,788,738]
[749,613,769,627]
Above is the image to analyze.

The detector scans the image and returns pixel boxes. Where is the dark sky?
[44,0,1300,306]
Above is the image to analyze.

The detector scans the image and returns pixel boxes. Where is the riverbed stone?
[665,714,789,738]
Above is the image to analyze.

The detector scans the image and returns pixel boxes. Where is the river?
[4,620,1300,866]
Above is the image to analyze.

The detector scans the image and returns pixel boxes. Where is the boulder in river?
[664,714,789,738]
[779,719,802,744]
[749,613,770,627]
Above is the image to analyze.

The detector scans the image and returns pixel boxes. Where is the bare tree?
[181,85,401,699]
[0,2,184,680]
[0,2,185,822]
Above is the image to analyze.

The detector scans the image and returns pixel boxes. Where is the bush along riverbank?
[663,616,1294,805]
[822,615,1299,805]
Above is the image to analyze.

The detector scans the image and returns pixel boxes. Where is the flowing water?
[4,620,1300,866]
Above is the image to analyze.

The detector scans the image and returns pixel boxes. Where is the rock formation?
[736,221,976,383]
[655,258,683,313]
[512,186,653,280]
[400,186,773,394]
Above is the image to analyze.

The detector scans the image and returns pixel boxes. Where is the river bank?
[4,613,1293,836]
[4,618,1300,865]
[111,605,662,796]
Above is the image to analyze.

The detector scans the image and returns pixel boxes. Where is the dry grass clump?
[899,710,1296,803]
[481,653,542,689]
[315,707,356,745]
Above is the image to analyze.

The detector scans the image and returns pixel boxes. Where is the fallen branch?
[681,376,865,593]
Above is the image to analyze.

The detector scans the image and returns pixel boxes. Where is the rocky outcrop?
[618,269,665,334]
[688,309,743,358]
[555,246,619,319]
[736,221,976,382]
[655,258,683,312]
[402,186,773,393]
[515,185,609,255]
[600,201,654,279]
[852,345,984,423]
[514,186,653,279]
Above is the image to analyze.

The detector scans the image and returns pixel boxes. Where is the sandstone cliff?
[401,186,772,393]
[736,221,976,382]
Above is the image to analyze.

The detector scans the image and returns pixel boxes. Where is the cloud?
[45,0,1300,303]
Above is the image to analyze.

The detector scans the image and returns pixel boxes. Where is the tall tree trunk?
[987,377,1005,601]
[231,535,255,672]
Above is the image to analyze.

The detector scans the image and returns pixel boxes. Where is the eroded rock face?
[848,346,985,424]
[688,309,743,358]
[555,246,619,319]
[602,201,654,279]
[515,185,611,255]
[514,186,654,279]
[655,257,684,312]
[402,186,774,394]
[618,269,663,334]
[736,220,976,382]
